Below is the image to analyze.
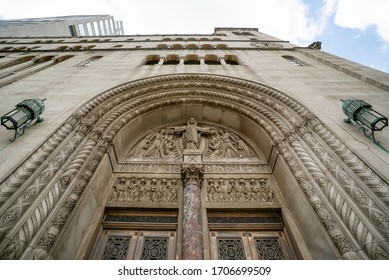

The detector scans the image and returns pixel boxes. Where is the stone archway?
[0,74,388,260]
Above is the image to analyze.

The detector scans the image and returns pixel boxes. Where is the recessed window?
[187,44,198,49]
[56,46,69,51]
[34,55,55,63]
[184,54,200,65]
[204,55,220,65]
[72,45,82,51]
[164,55,180,65]
[157,44,169,49]
[144,55,160,65]
[216,44,227,49]
[163,38,171,41]
[84,45,96,50]
[113,45,123,48]
[171,44,182,49]
[224,55,239,65]
[282,55,307,66]
[201,44,213,49]
[54,55,74,63]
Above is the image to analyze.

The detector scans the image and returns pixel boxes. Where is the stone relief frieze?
[110,177,179,203]
[206,178,276,203]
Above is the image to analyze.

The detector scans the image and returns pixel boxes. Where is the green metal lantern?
[1,98,46,141]
[341,98,388,143]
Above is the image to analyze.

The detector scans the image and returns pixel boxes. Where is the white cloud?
[333,0,389,42]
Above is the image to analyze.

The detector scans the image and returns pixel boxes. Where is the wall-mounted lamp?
[341,98,388,144]
[1,98,46,142]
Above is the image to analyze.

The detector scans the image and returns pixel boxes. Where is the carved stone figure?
[169,118,215,149]
[131,129,180,158]
[110,177,179,203]
[206,129,253,158]
[206,178,276,203]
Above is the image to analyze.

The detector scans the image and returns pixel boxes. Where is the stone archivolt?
[0,74,387,260]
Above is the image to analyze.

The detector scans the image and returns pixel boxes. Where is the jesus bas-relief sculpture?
[167,118,216,150]
[129,118,256,159]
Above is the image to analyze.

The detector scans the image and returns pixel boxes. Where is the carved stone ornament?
[181,164,204,186]
[110,177,179,203]
[206,178,276,203]
[128,119,256,160]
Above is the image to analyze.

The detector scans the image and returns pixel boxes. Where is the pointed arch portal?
[0,74,388,260]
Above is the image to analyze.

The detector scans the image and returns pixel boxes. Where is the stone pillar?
[181,163,204,260]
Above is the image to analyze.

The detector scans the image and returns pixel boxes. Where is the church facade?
[0,27,388,260]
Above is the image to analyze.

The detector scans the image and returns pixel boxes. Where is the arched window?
[54,55,74,63]
[84,45,96,50]
[224,55,239,65]
[187,44,198,49]
[33,55,55,64]
[164,55,180,65]
[204,55,220,65]
[144,55,160,65]
[171,44,182,49]
[184,54,200,65]
[201,44,213,49]
[71,45,83,51]
[56,46,69,51]
[216,44,227,49]
[157,44,169,49]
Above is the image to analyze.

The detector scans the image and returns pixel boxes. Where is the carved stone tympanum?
[128,119,257,160]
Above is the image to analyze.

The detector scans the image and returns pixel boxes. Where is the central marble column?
[181,151,204,260]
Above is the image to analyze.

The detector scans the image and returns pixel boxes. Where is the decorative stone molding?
[273,138,361,259]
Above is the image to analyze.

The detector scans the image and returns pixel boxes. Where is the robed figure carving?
[168,118,214,149]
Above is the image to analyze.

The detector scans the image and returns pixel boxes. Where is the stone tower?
[0,27,388,260]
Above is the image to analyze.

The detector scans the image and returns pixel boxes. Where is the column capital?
[181,164,204,187]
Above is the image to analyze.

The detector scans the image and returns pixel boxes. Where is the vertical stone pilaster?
[181,163,204,260]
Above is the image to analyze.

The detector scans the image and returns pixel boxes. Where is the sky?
[1,0,388,73]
